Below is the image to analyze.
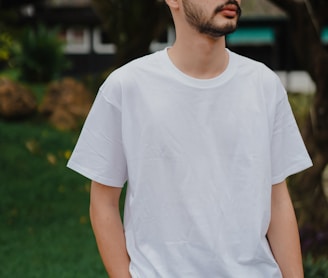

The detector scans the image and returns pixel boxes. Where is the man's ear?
[165,0,179,9]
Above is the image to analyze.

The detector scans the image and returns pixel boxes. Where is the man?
[68,0,312,277]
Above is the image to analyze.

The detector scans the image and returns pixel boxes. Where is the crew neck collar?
[160,47,237,89]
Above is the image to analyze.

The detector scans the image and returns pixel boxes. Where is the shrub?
[0,32,16,69]
[304,255,328,278]
[14,25,70,82]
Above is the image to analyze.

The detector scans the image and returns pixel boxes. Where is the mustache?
[214,0,242,16]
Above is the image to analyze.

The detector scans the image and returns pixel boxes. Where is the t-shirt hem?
[271,159,313,185]
[67,160,125,188]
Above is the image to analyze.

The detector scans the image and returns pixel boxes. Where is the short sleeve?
[270,80,312,185]
[67,77,127,187]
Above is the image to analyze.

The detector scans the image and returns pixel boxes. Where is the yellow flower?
[58,185,66,193]
[25,140,39,154]
[47,153,57,165]
[79,216,88,225]
[64,150,72,160]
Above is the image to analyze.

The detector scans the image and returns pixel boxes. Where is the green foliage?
[0,33,12,61]
[0,119,106,277]
[304,255,328,278]
[0,67,20,80]
[0,32,15,65]
[14,25,69,82]
[288,93,314,127]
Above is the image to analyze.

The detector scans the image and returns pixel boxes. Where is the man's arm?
[89,181,131,278]
[267,180,304,278]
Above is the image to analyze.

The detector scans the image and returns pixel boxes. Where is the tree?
[268,0,328,255]
[91,0,171,68]
[0,0,45,69]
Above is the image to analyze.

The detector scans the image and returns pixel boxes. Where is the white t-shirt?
[68,49,312,277]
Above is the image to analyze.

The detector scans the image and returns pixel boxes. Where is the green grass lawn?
[0,118,107,277]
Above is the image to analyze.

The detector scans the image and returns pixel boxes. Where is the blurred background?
[0,0,327,277]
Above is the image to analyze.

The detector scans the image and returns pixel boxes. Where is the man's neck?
[167,33,228,79]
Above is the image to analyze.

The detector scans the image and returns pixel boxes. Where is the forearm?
[267,181,303,278]
[89,181,131,278]
[90,204,131,278]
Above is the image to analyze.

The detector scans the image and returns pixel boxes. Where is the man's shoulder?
[105,50,163,84]
[230,50,267,70]
[229,50,278,81]
[100,50,164,94]
[120,50,163,71]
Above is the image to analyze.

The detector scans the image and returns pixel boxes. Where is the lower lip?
[220,10,237,17]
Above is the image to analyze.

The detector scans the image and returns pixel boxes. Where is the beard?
[182,0,242,38]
